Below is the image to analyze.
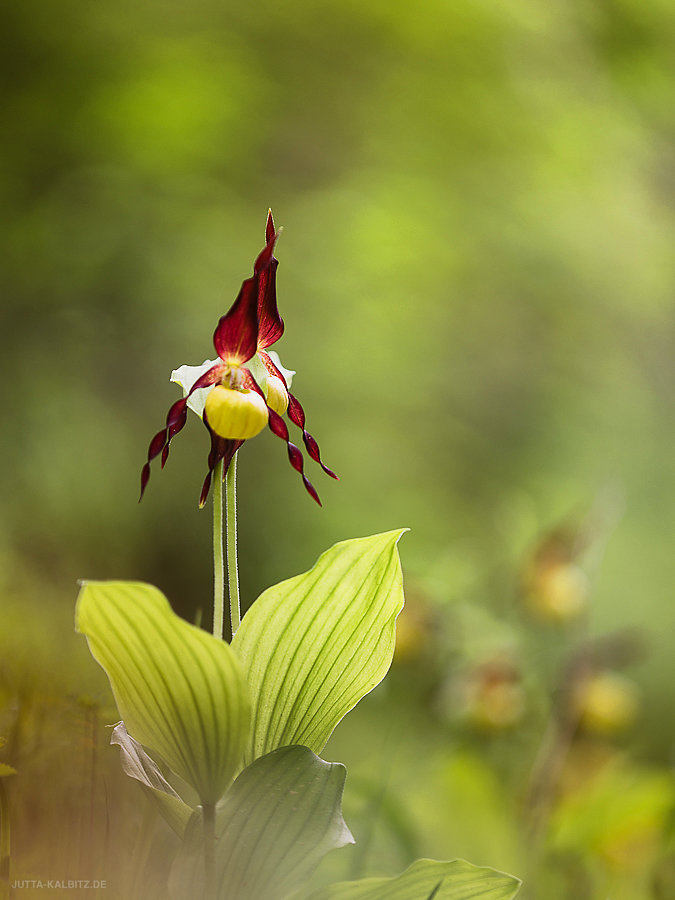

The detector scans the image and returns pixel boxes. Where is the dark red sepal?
[199,472,212,509]
[213,275,260,365]
[254,228,277,275]
[256,213,284,349]
[287,392,338,479]
[267,408,321,505]
[265,209,275,245]
[256,257,282,350]
[198,419,242,508]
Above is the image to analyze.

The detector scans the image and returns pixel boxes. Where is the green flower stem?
[212,459,225,641]
[226,453,241,637]
[203,801,216,898]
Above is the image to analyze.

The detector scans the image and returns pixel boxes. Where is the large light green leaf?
[76,581,250,804]
[169,745,353,900]
[232,530,406,763]
[309,858,522,900]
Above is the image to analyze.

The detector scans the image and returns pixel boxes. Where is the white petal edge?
[268,350,295,389]
[171,359,219,418]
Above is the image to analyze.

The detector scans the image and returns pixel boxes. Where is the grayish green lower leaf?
[76,581,250,804]
[110,722,192,837]
[232,530,407,764]
[170,745,354,900]
[308,858,521,900]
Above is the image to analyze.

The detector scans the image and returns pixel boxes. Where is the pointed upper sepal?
[213,276,260,365]
[265,208,275,245]
[255,213,284,351]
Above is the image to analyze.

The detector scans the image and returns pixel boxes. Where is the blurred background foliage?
[1,0,674,897]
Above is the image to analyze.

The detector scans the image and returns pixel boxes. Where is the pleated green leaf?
[169,745,353,900]
[308,858,522,900]
[76,581,250,804]
[232,530,407,763]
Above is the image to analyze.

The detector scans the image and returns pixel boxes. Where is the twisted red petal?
[157,398,188,469]
[147,428,167,461]
[161,364,229,467]
[140,462,151,498]
[139,363,227,501]
[287,392,338,479]
[162,399,189,466]
[267,408,321,505]
[139,397,188,500]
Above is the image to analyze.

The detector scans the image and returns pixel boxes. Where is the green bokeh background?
[2,1,674,897]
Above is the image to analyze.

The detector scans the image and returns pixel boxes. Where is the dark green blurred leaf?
[308,857,521,899]
[169,745,353,900]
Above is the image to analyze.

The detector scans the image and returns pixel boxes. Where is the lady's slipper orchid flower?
[141,211,337,507]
